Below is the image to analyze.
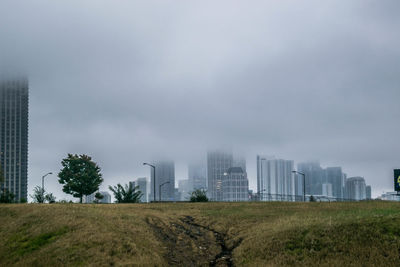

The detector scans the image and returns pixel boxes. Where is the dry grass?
[1,201,400,266]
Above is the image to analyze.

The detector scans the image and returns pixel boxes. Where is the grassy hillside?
[1,201,400,266]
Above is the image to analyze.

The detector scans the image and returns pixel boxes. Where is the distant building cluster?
[136,152,374,202]
[0,76,384,203]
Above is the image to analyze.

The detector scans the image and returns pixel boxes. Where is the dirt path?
[146,215,242,266]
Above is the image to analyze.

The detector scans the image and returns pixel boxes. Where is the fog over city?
[1,0,399,199]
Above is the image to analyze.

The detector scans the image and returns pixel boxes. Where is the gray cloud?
[1,0,399,199]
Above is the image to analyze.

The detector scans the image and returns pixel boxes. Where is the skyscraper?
[150,161,175,201]
[136,177,148,203]
[345,177,366,201]
[207,150,233,201]
[366,185,372,200]
[326,167,343,199]
[297,162,326,196]
[178,179,192,201]
[0,78,29,202]
[188,163,206,190]
[222,167,249,201]
[257,156,294,201]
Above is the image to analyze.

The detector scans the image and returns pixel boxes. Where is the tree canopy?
[58,154,103,203]
[109,183,142,203]
[190,189,208,202]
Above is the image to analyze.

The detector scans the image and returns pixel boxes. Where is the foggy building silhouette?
[366,185,372,200]
[222,167,249,201]
[188,163,206,190]
[257,156,295,201]
[297,162,326,196]
[178,179,192,201]
[0,78,29,202]
[326,167,344,199]
[136,177,148,203]
[150,161,175,201]
[207,150,233,201]
[345,177,366,200]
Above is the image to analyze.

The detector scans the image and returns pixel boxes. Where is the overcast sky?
[1,0,399,200]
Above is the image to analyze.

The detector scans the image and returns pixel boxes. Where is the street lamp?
[143,163,156,202]
[42,172,52,195]
[159,181,170,202]
[292,171,306,202]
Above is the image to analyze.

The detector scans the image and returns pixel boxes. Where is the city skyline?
[0,1,399,201]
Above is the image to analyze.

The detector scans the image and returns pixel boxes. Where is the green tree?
[190,189,208,202]
[58,154,103,203]
[0,189,15,203]
[45,193,56,203]
[109,183,142,203]
[30,186,57,203]
[30,186,46,203]
[93,192,104,204]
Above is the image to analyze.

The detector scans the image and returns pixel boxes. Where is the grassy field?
[1,201,400,266]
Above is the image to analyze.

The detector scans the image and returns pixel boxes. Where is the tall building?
[257,156,294,201]
[366,185,372,200]
[178,179,192,201]
[188,163,206,190]
[233,156,247,173]
[150,161,175,201]
[326,167,343,199]
[136,177,148,203]
[344,177,366,200]
[297,162,326,196]
[0,78,29,202]
[207,151,233,201]
[322,183,333,197]
[222,167,249,201]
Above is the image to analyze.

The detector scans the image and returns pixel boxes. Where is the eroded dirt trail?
[146,215,242,266]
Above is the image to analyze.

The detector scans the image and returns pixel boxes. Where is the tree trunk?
[80,195,83,203]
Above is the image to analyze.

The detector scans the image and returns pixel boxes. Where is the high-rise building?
[207,150,233,201]
[326,167,343,199]
[136,177,148,203]
[322,183,333,197]
[188,163,206,190]
[297,162,326,196]
[257,156,294,201]
[366,185,372,200]
[178,179,192,201]
[0,78,29,202]
[222,167,249,201]
[233,156,246,173]
[345,177,366,200]
[150,161,175,201]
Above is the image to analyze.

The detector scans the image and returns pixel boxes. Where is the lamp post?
[159,181,170,202]
[292,171,306,202]
[42,172,52,196]
[143,163,156,202]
